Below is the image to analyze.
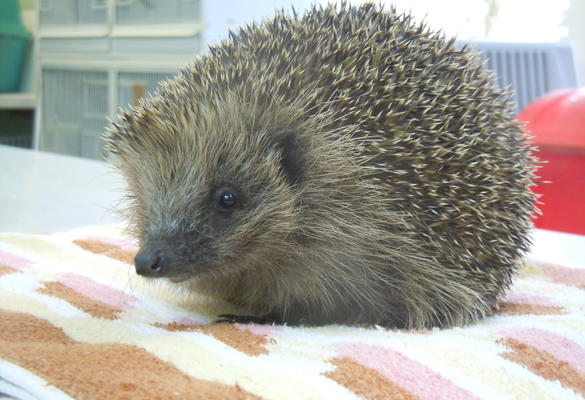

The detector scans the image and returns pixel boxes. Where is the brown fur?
[105,3,537,328]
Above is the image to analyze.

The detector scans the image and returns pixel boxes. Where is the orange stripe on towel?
[499,337,585,397]
[495,302,564,316]
[499,327,585,375]
[0,264,18,275]
[73,238,137,264]
[495,293,565,315]
[37,281,122,319]
[324,357,421,400]
[0,310,262,400]
[156,322,270,356]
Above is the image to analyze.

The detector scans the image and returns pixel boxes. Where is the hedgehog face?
[107,96,307,283]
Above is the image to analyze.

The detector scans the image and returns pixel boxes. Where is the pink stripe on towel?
[539,263,585,285]
[335,343,479,400]
[237,323,282,336]
[502,293,559,307]
[0,249,31,270]
[58,273,138,310]
[500,327,585,375]
[173,317,204,326]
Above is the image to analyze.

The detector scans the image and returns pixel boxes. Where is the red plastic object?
[517,88,585,235]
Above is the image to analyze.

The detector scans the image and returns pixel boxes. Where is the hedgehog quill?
[105,4,537,329]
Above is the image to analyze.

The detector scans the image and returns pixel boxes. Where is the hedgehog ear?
[276,131,303,185]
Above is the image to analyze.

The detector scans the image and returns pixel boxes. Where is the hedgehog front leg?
[215,313,281,325]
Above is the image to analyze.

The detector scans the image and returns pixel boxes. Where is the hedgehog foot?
[215,313,278,325]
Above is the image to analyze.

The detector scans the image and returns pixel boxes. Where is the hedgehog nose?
[134,249,165,277]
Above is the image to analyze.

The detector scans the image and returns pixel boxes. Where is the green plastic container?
[0,0,32,93]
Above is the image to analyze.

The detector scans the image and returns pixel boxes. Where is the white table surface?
[1,145,584,268]
[0,145,124,233]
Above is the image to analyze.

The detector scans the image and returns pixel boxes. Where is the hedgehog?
[105,3,537,329]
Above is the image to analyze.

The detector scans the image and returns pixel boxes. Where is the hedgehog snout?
[134,248,166,277]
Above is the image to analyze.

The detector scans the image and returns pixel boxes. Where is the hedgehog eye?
[217,189,238,211]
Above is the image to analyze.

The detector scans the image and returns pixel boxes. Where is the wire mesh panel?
[37,1,203,159]
[39,0,108,28]
[469,42,578,113]
[41,69,109,159]
[117,71,172,111]
[115,0,201,26]
[0,135,32,148]
[481,50,550,112]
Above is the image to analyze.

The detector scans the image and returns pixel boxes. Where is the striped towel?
[0,225,583,400]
